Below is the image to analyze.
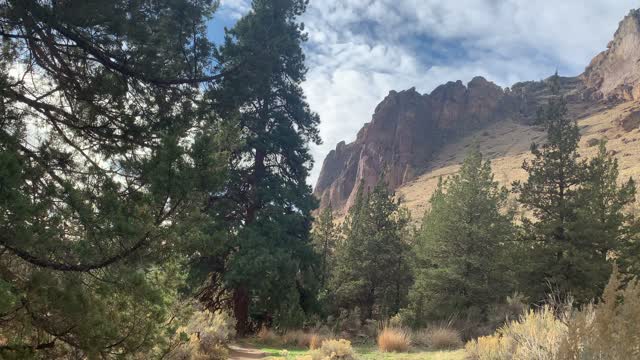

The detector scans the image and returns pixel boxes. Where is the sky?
[208,0,638,186]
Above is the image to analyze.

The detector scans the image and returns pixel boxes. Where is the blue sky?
[209,0,637,185]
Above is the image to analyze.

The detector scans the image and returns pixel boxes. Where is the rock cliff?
[582,9,640,102]
[314,9,640,214]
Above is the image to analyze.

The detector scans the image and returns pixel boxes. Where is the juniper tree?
[331,179,413,320]
[203,0,321,333]
[0,0,230,357]
[409,148,515,324]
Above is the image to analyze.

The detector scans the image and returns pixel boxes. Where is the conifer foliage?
[312,206,340,289]
[205,0,321,334]
[410,148,515,323]
[331,179,413,320]
[514,74,637,303]
[0,0,230,357]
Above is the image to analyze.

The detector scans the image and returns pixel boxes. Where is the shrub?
[377,327,411,352]
[309,333,323,350]
[413,326,462,350]
[310,339,355,360]
[257,327,280,345]
[167,310,236,360]
[282,330,307,347]
[557,266,640,359]
[466,266,640,360]
[465,306,566,360]
[465,335,512,360]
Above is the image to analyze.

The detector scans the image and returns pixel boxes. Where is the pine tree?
[312,206,340,289]
[0,0,229,356]
[514,74,637,303]
[409,148,515,323]
[205,0,321,333]
[571,142,636,299]
[331,179,412,320]
[513,73,585,301]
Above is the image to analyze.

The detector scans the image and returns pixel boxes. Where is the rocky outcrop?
[582,9,640,102]
[619,109,640,132]
[314,77,525,212]
[315,9,640,214]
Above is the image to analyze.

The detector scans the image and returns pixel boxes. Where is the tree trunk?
[233,287,250,336]
[234,148,265,335]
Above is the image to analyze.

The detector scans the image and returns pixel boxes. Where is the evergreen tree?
[0,0,230,357]
[571,142,636,299]
[512,73,585,302]
[312,205,340,289]
[514,74,637,303]
[204,0,321,333]
[409,148,515,323]
[331,179,413,320]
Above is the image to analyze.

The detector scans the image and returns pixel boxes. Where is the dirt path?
[228,344,268,360]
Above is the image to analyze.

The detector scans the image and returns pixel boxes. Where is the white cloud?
[216,0,638,185]
[218,0,251,19]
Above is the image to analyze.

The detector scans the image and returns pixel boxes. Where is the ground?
[229,340,466,360]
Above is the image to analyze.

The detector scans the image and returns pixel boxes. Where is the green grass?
[242,340,465,360]
[355,345,465,360]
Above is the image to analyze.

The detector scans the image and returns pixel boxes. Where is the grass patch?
[243,340,465,360]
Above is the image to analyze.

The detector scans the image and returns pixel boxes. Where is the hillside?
[314,9,640,219]
[398,100,640,220]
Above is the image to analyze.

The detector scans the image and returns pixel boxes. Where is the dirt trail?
[228,344,268,360]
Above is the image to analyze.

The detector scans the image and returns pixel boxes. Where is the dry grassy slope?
[396,100,640,222]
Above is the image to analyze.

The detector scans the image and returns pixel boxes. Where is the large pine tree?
[409,148,515,323]
[514,74,637,303]
[0,0,230,357]
[204,0,321,333]
[331,179,413,320]
[513,74,585,301]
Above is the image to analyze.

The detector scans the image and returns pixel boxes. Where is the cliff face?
[314,9,640,214]
[582,9,640,102]
[313,77,523,211]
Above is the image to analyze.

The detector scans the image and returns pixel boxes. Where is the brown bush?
[377,327,411,353]
[309,333,323,350]
[257,327,280,345]
[413,326,463,350]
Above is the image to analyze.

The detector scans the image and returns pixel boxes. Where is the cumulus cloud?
[214,0,637,185]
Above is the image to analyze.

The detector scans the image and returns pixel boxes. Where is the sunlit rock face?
[582,9,640,102]
[315,9,640,214]
[313,77,522,212]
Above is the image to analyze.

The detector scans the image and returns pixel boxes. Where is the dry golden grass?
[413,327,463,351]
[465,306,565,360]
[558,266,640,359]
[309,333,323,350]
[395,100,640,222]
[281,330,312,348]
[257,327,280,345]
[466,265,640,360]
[377,327,411,353]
